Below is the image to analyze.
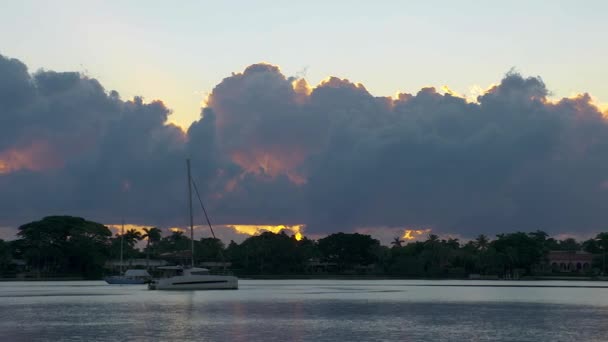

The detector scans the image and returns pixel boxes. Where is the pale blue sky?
[1,0,606,128]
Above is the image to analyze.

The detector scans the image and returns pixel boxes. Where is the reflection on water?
[1,280,608,341]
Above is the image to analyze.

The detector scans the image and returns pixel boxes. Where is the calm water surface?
[1,279,608,341]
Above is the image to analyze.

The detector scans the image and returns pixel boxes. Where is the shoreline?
[2,275,606,282]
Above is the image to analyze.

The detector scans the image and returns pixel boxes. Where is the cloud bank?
[1,54,608,239]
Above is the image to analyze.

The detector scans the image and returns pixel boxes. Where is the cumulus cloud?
[2,54,608,240]
[0,54,187,227]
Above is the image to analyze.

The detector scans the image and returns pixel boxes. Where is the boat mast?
[187,159,194,268]
[120,218,124,274]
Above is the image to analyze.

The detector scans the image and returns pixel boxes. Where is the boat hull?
[148,274,238,290]
[105,276,149,285]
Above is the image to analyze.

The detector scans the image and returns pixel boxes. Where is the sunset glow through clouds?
[113,224,306,242]
[3,50,608,239]
[107,223,150,236]
[402,229,432,241]
[291,78,312,104]
[208,63,312,189]
[0,141,60,174]
[229,149,307,186]
[318,76,368,92]
[440,85,464,98]
[228,224,305,241]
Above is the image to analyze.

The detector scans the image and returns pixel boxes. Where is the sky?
[2,0,607,129]
[1,1,608,244]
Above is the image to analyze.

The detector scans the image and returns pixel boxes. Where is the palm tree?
[391,237,404,248]
[123,229,142,248]
[120,229,142,262]
[169,230,185,243]
[446,238,460,249]
[474,234,489,251]
[141,227,162,269]
[426,234,440,245]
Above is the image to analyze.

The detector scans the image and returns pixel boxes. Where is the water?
[1,279,608,341]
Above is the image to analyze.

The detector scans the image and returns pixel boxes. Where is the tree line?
[2,216,608,279]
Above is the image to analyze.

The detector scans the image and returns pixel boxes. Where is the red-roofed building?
[547,251,593,272]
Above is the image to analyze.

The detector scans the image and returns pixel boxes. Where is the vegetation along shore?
[2,216,608,280]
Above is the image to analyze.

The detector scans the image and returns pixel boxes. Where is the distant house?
[158,251,192,265]
[305,259,338,273]
[546,251,593,272]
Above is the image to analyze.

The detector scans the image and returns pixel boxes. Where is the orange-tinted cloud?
[230,149,307,186]
[0,140,61,174]
[4,54,608,240]
[202,63,324,190]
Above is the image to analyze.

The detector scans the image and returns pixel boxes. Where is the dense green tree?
[558,238,580,251]
[232,231,306,274]
[152,230,195,266]
[225,240,239,261]
[583,238,601,254]
[0,239,11,274]
[318,233,380,271]
[296,236,321,263]
[195,237,225,262]
[17,216,112,278]
[491,232,544,276]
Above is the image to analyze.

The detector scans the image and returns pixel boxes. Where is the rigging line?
[190,177,228,270]
[190,178,217,240]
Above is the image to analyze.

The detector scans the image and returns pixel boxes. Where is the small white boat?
[105,269,151,284]
[148,266,238,290]
[106,220,151,284]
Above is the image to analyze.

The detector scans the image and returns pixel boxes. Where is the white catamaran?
[148,159,238,290]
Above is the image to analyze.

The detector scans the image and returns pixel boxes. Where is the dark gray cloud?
[0,54,187,228]
[1,54,608,238]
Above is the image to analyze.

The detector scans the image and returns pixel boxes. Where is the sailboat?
[104,220,151,285]
[148,159,238,290]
